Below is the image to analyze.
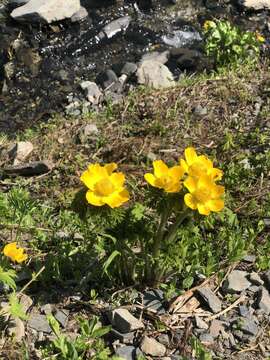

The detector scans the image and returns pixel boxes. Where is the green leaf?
[0,267,17,291]
[102,250,121,277]
[8,293,28,320]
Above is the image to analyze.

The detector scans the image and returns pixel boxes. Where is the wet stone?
[196,287,222,313]
[143,289,166,314]
[223,270,251,294]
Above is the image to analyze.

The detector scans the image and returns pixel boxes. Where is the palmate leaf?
[8,293,28,320]
[0,266,17,291]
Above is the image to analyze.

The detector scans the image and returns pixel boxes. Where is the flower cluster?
[3,242,28,263]
[81,147,225,215]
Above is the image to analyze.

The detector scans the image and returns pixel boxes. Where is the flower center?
[94,178,115,196]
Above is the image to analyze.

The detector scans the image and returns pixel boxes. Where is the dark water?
[0,0,268,134]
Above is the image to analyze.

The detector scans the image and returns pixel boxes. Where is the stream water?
[0,0,268,134]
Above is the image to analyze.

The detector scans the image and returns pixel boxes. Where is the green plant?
[45,315,118,360]
[190,336,212,360]
[203,20,264,68]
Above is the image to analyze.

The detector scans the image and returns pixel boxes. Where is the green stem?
[152,204,172,260]
[164,209,189,245]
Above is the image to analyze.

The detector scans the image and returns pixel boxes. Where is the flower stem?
[164,209,189,245]
[152,204,172,260]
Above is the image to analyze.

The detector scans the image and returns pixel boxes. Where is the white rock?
[71,6,88,22]
[109,308,144,333]
[137,60,175,89]
[80,81,102,105]
[140,336,166,357]
[8,141,34,165]
[240,0,270,9]
[11,0,81,24]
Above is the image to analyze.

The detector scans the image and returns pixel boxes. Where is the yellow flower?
[255,32,265,43]
[3,242,28,263]
[184,175,225,215]
[180,147,223,181]
[203,20,216,31]
[144,160,185,193]
[80,163,130,208]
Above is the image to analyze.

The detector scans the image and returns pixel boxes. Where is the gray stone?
[194,315,208,330]
[199,333,214,345]
[209,319,224,338]
[98,16,130,40]
[140,51,170,65]
[115,346,136,360]
[120,62,138,76]
[9,0,30,7]
[28,314,51,333]
[162,29,202,48]
[109,308,144,333]
[11,0,81,23]
[143,289,166,314]
[240,317,258,336]
[196,287,222,313]
[239,305,251,317]
[137,60,175,89]
[243,254,256,263]
[8,141,34,165]
[80,81,102,105]
[140,336,166,357]
[239,0,270,10]
[248,273,263,286]
[263,270,270,291]
[40,304,53,315]
[54,309,69,327]
[157,333,170,346]
[7,318,25,341]
[96,69,118,90]
[19,294,33,313]
[193,105,208,116]
[3,160,53,176]
[110,328,135,344]
[223,270,251,294]
[71,6,88,22]
[257,287,270,314]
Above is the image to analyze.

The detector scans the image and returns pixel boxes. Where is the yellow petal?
[153,160,168,178]
[14,249,27,263]
[88,164,108,178]
[185,147,198,166]
[80,169,97,191]
[180,159,188,173]
[184,176,197,193]
[86,190,105,206]
[208,168,223,181]
[184,193,198,210]
[197,203,211,215]
[105,190,129,208]
[3,242,17,257]
[211,184,225,198]
[165,182,182,193]
[208,199,224,212]
[168,165,185,180]
[144,173,157,187]
[94,179,115,196]
[104,163,118,175]
[110,173,125,188]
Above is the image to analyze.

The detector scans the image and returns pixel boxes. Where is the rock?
[80,81,102,105]
[11,0,81,24]
[238,305,251,317]
[194,315,208,330]
[256,287,270,314]
[243,254,256,263]
[28,314,51,333]
[77,124,99,143]
[170,48,210,72]
[140,336,166,357]
[8,141,34,165]
[55,309,69,327]
[9,0,30,8]
[157,333,170,346]
[4,61,16,80]
[193,105,208,117]
[162,29,202,48]
[18,294,33,313]
[239,0,270,10]
[110,328,135,344]
[3,160,53,176]
[113,62,138,77]
[115,345,136,360]
[96,69,118,90]
[248,273,263,286]
[137,60,175,89]
[109,308,144,333]
[263,270,270,291]
[223,271,251,294]
[240,317,258,336]
[143,289,166,314]
[199,333,214,345]
[209,319,224,338]
[196,287,222,313]
[140,51,170,65]
[40,304,53,315]
[7,318,25,341]
[71,6,88,22]
[98,16,131,40]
